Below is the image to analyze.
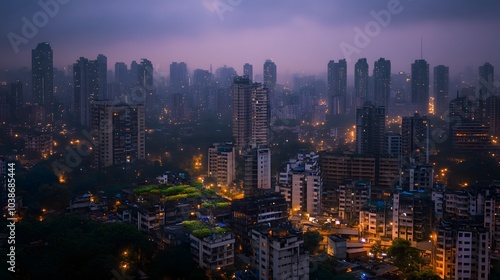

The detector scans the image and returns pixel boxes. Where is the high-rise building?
[434,65,449,118]
[373,58,391,111]
[243,63,253,82]
[479,62,494,98]
[263,59,277,92]
[400,164,434,192]
[486,96,500,138]
[170,62,189,93]
[9,80,23,123]
[354,58,369,108]
[73,55,107,126]
[250,226,309,280]
[411,59,430,114]
[208,142,236,187]
[231,194,288,254]
[386,132,402,158]
[434,219,489,280]
[278,151,322,216]
[114,62,128,86]
[356,102,386,156]
[91,100,145,169]
[96,54,107,99]
[243,144,271,197]
[137,59,154,113]
[392,191,433,242]
[327,59,347,115]
[32,42,53,124]
[319,153,400,200]
[401,113,430,164]
[232,76,269,153]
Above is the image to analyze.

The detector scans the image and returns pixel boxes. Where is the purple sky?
[1,0,500,82]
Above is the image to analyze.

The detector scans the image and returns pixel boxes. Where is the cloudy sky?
[1,0,499,81]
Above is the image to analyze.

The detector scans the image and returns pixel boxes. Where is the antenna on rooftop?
[420,37,423,59]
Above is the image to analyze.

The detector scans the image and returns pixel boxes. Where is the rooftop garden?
[132,182,215,202]
[181,220,228,239]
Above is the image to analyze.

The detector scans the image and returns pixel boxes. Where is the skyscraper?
[401,113,430,164]
[170,62,189,93]
[354,58,369,108]
[232,76,269,153]
[479,62,495,98]
[373,58,391,111]
[327,59,347,115]
[32,42,53,124]
[434,65,449,118]
[91,100,145,169]
[96,54,107,99]
[243,144,271,197]
[73,55,108,126]
[356,102,386,156]
[243,63,253,81]
[263,59,277,92]
[137,59,154,114]
[411,59,430,114]
[9,80,23,123]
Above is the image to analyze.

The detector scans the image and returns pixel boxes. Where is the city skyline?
[1,1,500,80]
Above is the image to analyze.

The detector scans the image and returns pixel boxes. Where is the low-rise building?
[190,232,235,271]
[339,180,370,222]
[250,226,309,280]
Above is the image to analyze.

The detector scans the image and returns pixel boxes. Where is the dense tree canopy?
[387,238,422,273]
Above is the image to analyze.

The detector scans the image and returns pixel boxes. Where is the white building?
[435,219,489,280]
[190,232,235,271]
[244,144,271,196]
[208,142,236,187]
[251,226,309,280]
[278,151,322,216]
[359,201,392,238]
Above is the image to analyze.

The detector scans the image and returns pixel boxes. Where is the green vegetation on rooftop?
[181,220,227,239]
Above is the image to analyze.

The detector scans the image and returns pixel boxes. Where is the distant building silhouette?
[73,55,107,126]
[263,59,277,92]
[354,58,369,108]
[479,62,494,98]
[32,42,53,124]
[434,65,449,118]
[327,59,347,115]
[411,59,430,114]
[170,62,188,94]
[243,63,253,82]
[373,58,391,111]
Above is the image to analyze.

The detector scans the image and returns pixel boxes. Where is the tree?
[407,269,441,280]
[303,230,323,254]
[370,240,383,260]
[387,238,422,273]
